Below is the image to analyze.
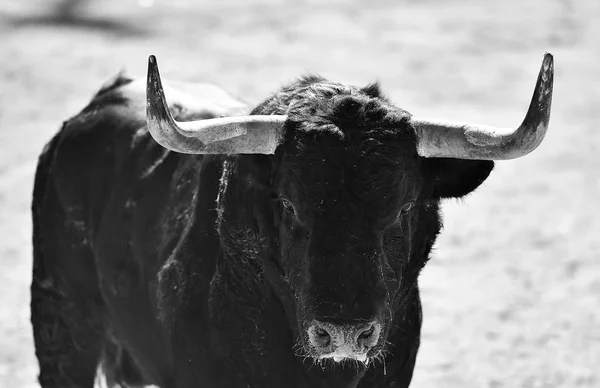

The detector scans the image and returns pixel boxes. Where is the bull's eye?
[281,198,296,215]
[398,201,415,217]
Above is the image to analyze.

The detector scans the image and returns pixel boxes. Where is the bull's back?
[33,73,226,384]
[47,74,194,271]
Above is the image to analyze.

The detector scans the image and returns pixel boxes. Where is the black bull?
[30,56,553,388]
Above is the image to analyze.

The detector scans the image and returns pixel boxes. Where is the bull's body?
[32,50,554,387]
[33,74,431,388]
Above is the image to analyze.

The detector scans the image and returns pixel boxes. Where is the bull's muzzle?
[307,320,381,363]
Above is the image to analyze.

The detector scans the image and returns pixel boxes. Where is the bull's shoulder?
[89,70,250,122]
[47,70,246,213]
[62,69,251,143]
[52,68,251,166]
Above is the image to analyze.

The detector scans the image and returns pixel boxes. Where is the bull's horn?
[146,55,287,154]
[412,53,554,160]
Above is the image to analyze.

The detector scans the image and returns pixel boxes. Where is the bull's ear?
[424,159,494,199]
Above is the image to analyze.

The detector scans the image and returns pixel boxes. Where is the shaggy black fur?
[31,73,493,388]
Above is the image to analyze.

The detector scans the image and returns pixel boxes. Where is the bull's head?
[146,55,553,366]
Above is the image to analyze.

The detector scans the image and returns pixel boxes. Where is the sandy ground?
[0,0,598,387]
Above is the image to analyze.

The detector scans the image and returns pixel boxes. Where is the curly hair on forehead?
[252,74,371,116]
[252,74,416,148]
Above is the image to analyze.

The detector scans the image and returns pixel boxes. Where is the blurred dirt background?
[0,0,599,387]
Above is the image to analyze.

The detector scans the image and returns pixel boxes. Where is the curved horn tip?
[541,52,554,74]
[147,55,160,81]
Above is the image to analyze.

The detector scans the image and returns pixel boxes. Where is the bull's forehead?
[278,133,423,225]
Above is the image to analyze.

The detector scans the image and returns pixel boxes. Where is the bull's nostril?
[308,325,331,348]
[358,325,375,340]
[315,327,329,339]
[356,322,380,349]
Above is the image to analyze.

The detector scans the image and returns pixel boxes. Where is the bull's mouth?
[320,354,368,363]
[316,349,370,364]
[306,348,383,371]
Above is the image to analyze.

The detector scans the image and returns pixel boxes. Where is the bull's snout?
[307,320,381,362]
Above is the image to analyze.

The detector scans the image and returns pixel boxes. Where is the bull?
[30,53,553,388]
